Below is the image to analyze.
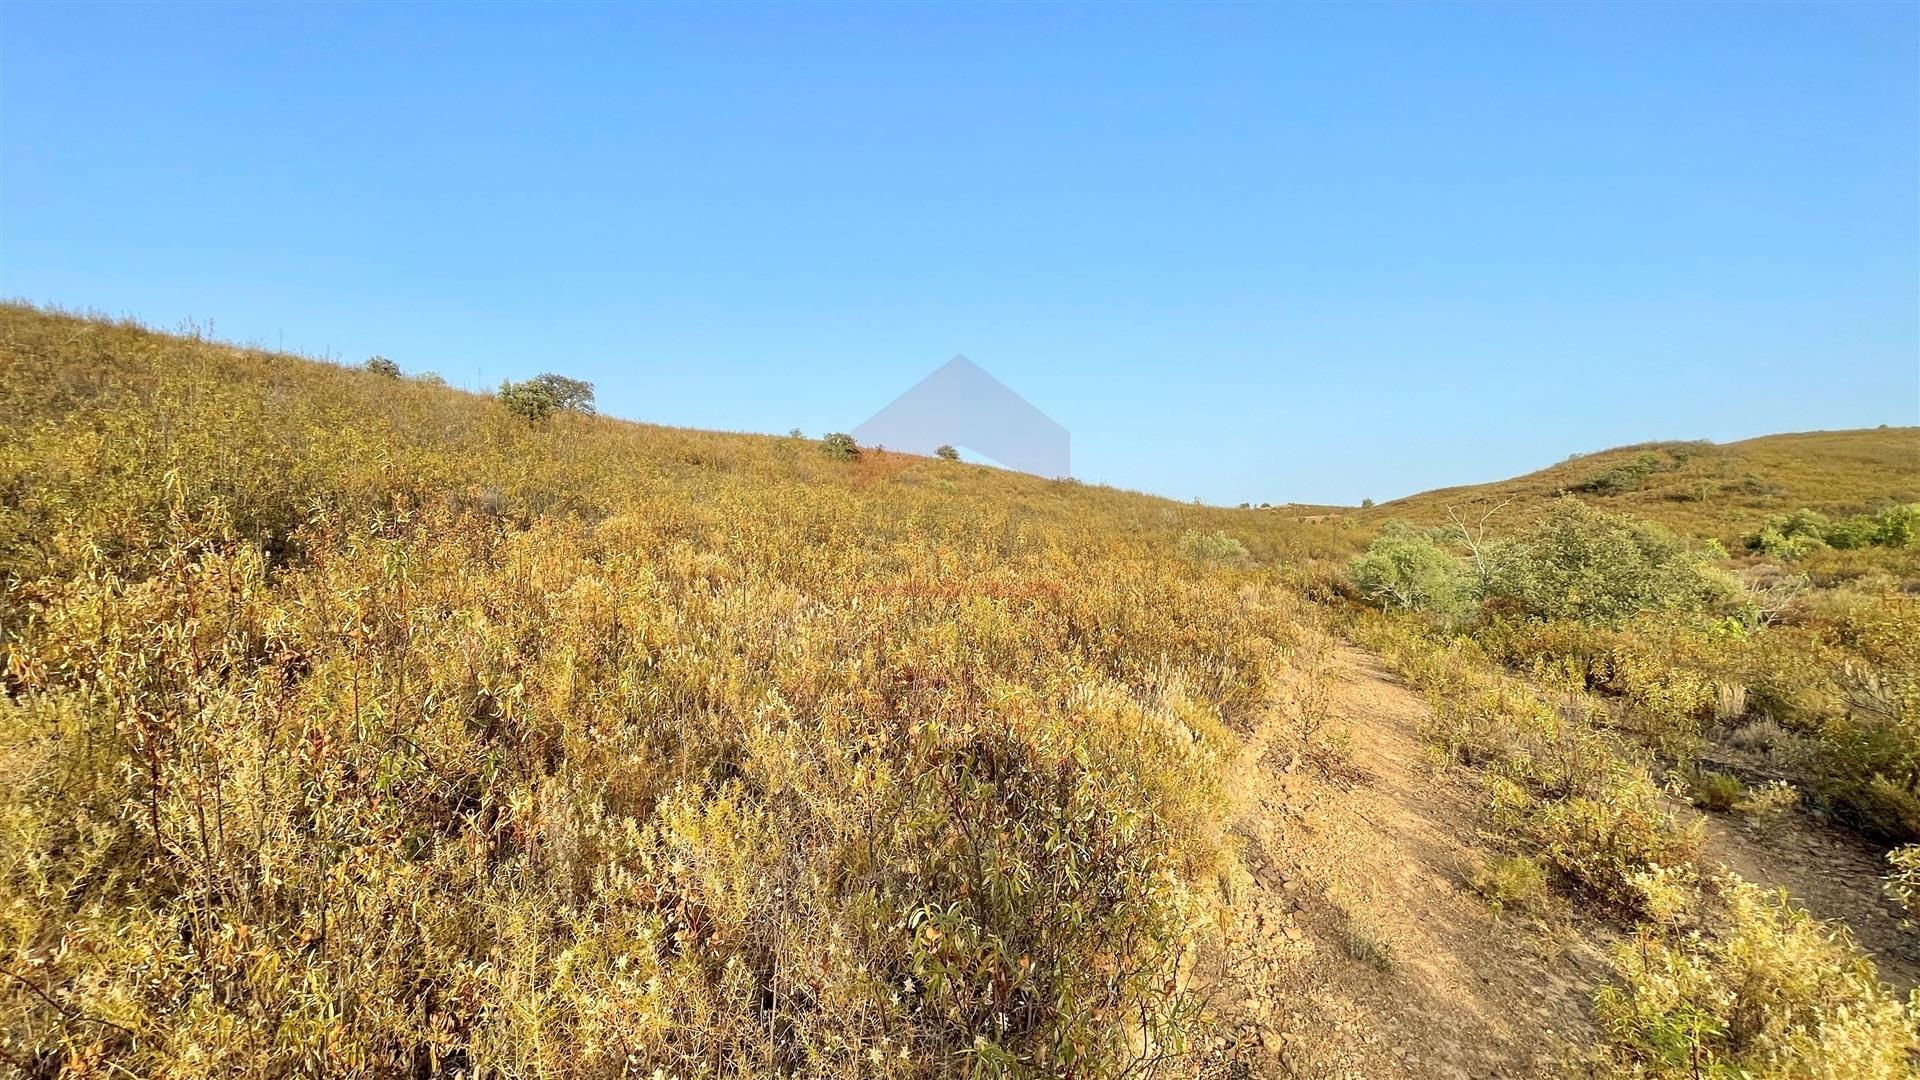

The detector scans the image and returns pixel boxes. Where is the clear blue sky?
[4,3,1915,505]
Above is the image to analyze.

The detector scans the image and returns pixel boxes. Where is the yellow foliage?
[0,304,1342,1076]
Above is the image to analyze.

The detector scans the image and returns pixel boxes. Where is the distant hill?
[1337,429,1920,544]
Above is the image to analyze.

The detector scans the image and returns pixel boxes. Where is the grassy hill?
[3,303,1913,1078]
[0,303,1344,1076]
[1346,429,1920,544]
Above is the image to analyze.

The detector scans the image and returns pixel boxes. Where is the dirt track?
[1199,642,1917,1078]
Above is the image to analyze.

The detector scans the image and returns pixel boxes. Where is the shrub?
[497,376,559,420]
[1886,845,1920,925]
[1733,780,1800,818]
[819,431,859,459]
[0,304,1304,1075]
[1481,499,1736,623]
[362,354,401,377]
[1347,522,1470,616]
[1472,854,1547,913]
[1488,776,1700,912]
[935,444,959,461]
[1179,529,1249,563]
[1343,922,1394,970]
[1876,503,1920,547]
[1685,768,1745,812]
[1746,505,1920,558]
[1571,451,1666,495]
[1593,880,1918,1079]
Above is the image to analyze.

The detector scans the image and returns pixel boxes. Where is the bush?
[1179,529,1249,563]
[1481,499,1735,623]
[497,377,558,420]
[362,355,401,377]
[1473,854,1547,913]
[1886,845,1920,925]
[0,304,1302,1076]
[1593,880,1918,1079]
[1571,451,1666,495]
[1348,522,1470,615]
[1748,504,1920,559]
[819,432,859,459]
[1685,768,1745,812]
[497,372,595,421]
[935,444,959,461]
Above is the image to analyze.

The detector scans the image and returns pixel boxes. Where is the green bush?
[362,355,401,377]
[497,373,596,421]
[1481,499,1735,623]
[819,432,859,459]
[497,377,559,420]
[1685,768,1745,812]
[1348,522,1470,615]
[1179,529,1249,563]
[1473,854,1548,913]
[935,444,959,461]
[1748,503,1920,558]
[1572,451,1666,495]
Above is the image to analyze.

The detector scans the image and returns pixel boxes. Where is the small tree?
[497,373,594,422]
[936,444,959,461]
[530,373,595,414]
[1360,497,1375,509]
[362,355,401,377]
[820,432,860,460]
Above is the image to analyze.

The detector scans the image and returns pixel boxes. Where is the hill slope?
[0,303,1345,1076]
[1346,429,1920,543]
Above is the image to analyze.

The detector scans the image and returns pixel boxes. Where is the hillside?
[1342,429,1920,544]
[0,303,1348,1076]
[3,304,1915,1079]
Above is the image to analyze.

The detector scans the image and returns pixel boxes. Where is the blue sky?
[4,3,1915,505]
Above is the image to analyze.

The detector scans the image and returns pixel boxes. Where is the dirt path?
[1690,803,1920,993]
[1200,643,1619,1079]
[1196,640,1920,1078]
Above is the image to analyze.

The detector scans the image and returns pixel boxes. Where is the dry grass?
[0,303,1354,1077]
[1339,430,1920,548]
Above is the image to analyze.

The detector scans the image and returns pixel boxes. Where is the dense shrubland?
[1748,503,1920,560]
[1348,493,1920,843]
[0,305,1349,1077]
[3,302,1914,1076]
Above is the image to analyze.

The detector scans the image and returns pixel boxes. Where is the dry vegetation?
[0,304,1352,1077]
[2,302,1916,1078]
[1348,431,1920,548]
